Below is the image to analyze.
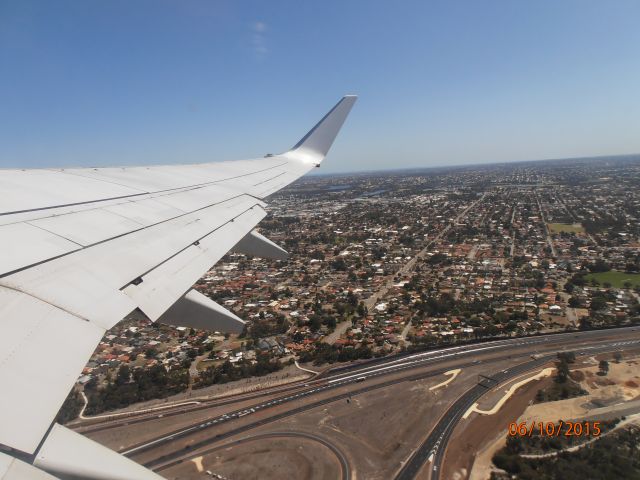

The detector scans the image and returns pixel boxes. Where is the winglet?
[285,95,357,165]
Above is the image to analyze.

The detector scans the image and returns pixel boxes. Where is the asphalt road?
[394,339,640,480]
[78,327,638,436]
[88,326,640,475]
[394,357,552,480]
[136,331,640,472]
[75,380,315,435]
[137,366,454,469]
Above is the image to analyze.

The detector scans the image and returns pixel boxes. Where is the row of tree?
[84,364,189,414]
[298,343,374,365]
[194,353,284,389]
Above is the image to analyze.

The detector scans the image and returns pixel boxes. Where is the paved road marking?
[191,456,204,472]
[463,367,554,419]
[429,369,462,392]
[124,334,640,457]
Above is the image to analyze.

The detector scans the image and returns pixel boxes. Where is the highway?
[76,334,539,433]
[394,339,640,480]
[99,326,640,475]
[74,379,318,435]
[133,366,455,468]
[78,327,638,436]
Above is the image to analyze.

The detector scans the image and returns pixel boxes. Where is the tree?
[590,297,607,311]
[614,352,623,363]
[505,435,523,454]
[599,359,609,376]
[330,258,347,271]
[56,389,84,424]
[556,358,570,383]
[85,363,190,415]
[145,347,158,359]
[588,259,611,273]
[84,377,98,391]
[115,365,131,386]
[572,274,586,287]
[309,314,322,332]
[557,351,576,363]
[324,315,337,329]
[579,316,592,330]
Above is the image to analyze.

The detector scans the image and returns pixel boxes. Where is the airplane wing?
[0,95,357,479]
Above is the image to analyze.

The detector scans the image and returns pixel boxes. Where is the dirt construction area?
[82,337,640,480]
[519,354,640,423]
[444,350,640,480]
[163,435,343,480]
[442,367,555,480]
[158,362,497,480]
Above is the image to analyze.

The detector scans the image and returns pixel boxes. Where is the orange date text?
[507,421,601,437]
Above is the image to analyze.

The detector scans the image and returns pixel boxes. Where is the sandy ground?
[468,431,507,480]
[464,368,554,418]
[163,435,342,480]
[443,370,553,480]
[273,371,476,480]
[520,357,640,424]
[463,354,640,480]
[151,362,495,480]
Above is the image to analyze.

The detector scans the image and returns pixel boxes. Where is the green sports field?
[548,223,585,234]
[583,271,640,288]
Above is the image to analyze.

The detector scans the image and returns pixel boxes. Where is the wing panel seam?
[0,284,92,323]
[119,203,266,289]
[24,222,85,248]
[0,162,287,217]
[0,193,255,279]
[252,171,287,186]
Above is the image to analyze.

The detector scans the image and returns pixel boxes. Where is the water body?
[361,189,387,197]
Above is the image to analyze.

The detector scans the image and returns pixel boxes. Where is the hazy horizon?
[307,152,640,177]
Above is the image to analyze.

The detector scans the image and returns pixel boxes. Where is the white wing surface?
[0,96,357,478]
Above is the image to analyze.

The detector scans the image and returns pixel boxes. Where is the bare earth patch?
[463,356,640,480]
[162,436,342,480]
[569,370,585,382]
[444,371,553,480]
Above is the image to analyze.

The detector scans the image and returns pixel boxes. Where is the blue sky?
[1,0,639,173]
